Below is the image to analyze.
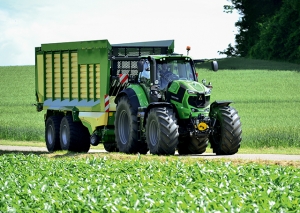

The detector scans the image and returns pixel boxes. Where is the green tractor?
[114,54,242,155]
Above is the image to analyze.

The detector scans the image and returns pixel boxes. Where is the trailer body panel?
[35,40,111,113]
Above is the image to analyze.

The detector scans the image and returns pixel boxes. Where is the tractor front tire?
[45,115,63,152]
[178,136,208,155]
[146,107,179,155]
[60,116,90,153]
[115,96,148,154]
[209,106,242,155]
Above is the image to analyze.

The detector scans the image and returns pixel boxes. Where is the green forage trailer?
[35,39,174,152]
[35,39,242,154]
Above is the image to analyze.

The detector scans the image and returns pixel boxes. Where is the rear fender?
[115,86,148,111]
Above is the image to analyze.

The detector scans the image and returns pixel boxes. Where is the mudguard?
[210,101,232,109]
[209,100,233,117]
[115,86,149,110]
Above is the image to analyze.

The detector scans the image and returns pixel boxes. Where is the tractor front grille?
[188,94,210,108]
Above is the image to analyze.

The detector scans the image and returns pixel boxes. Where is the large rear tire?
[115,96,148,154]
[60,116,90,153]
[45,115,63,152]
[178,136,208,155]
[209,106,242,155]
[146,107,179,155]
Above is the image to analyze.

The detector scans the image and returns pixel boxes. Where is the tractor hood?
[168,80,210,95]
[181,80,209,94]
[166,80,211,119]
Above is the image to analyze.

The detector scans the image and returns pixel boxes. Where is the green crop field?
[0,58,300,149]
[196,59,300,148]
[0,153,299,212]
[0,66,44,142]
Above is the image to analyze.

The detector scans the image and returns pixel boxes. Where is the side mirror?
[137,60,144,72]
[211,61,218,72]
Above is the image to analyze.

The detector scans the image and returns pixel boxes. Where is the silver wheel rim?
[47,125,54,145]
[61,124,68,146]
[118,110,129,145]
[149,120,159,146]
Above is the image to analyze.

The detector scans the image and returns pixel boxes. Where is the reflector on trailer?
[104,95,110,112]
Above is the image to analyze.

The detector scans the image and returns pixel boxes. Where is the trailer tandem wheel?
[59,116,90,153]
[45,115,63,152]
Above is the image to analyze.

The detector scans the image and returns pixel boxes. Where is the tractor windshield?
[157,59,195,90]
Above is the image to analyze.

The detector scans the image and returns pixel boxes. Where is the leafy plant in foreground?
[0,154,299,212]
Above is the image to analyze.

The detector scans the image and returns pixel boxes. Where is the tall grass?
[0,59,300,148]
[197,61,300,148]
[0,66,44,141]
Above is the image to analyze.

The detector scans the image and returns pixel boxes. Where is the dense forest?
[219,0,300,63]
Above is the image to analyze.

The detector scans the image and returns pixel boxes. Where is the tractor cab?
[138,55,197,88]
[137,55,201,103]
[155,56,197,90]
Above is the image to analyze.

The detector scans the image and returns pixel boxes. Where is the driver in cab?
[159,63,178,90]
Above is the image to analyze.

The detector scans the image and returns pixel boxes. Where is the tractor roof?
[141,54,191,60]
[112,40,174,48]
[112,40,174,55]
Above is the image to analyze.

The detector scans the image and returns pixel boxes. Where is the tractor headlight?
[205,88,211,95]
[187,89,198,94]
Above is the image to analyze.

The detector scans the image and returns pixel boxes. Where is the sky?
[0,0,239,66]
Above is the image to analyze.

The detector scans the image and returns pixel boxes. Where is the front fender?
[209,101,232,117]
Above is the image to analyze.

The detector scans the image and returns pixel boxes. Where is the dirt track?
[1,145,300,161]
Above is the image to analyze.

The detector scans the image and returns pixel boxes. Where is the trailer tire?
[146,107,179,155]
[60,116,90,153]
[45,115,63,152]
[115,96,148,154]
[209,106,242,155]
[178,136,208,155]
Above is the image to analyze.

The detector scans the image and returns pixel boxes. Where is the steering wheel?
[164,72,179,81]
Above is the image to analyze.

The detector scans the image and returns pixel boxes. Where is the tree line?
[219,0,300,63]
